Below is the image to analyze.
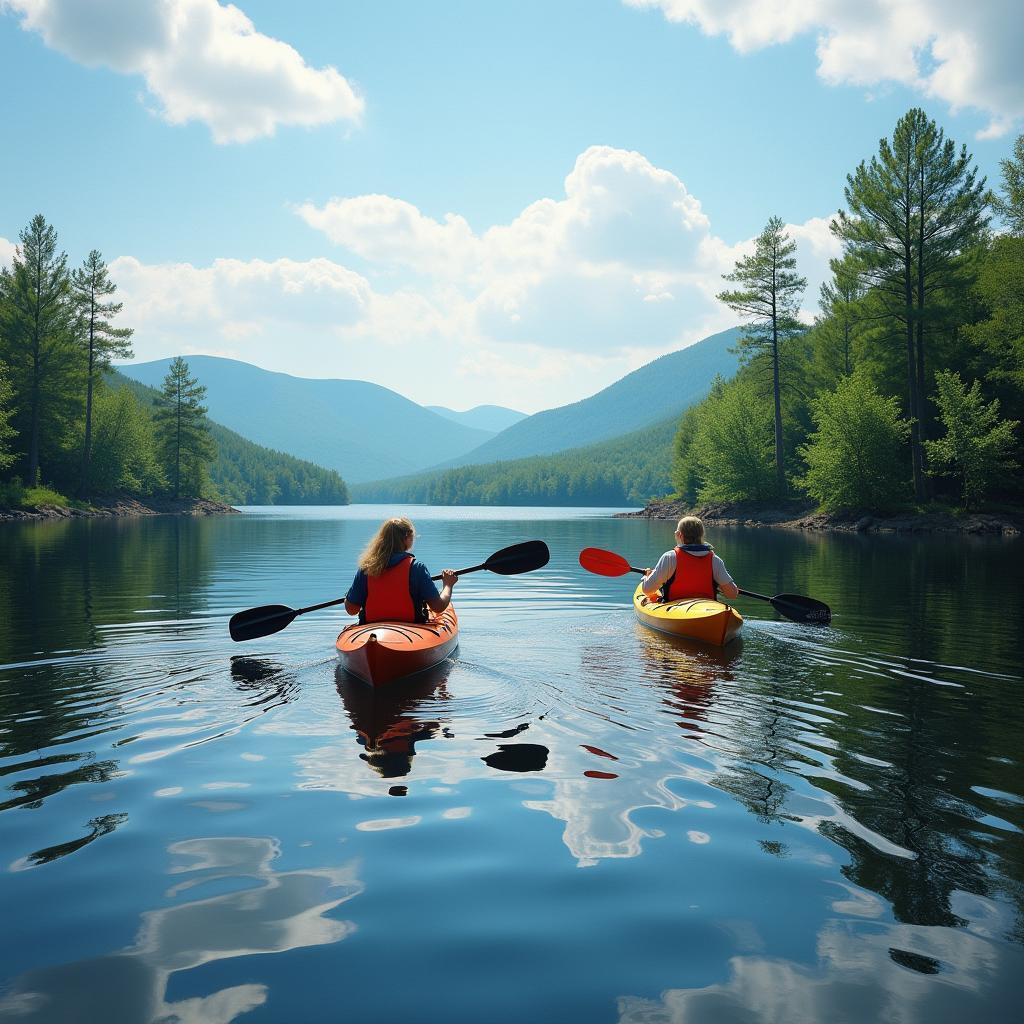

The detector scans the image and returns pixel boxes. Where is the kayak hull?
[336,606,459,687]
[633,584,743,646]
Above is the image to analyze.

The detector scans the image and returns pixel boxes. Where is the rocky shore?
[0,496,240,523]
[617,498,1022,536]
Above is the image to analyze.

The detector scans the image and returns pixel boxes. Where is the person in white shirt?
[641,516,739,602]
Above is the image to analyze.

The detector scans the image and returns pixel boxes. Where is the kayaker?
[641,516,739,602]
[344,517,458,625]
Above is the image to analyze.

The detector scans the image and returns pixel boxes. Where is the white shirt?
[642,548,735,595]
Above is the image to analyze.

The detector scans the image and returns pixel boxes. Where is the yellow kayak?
[633,583,743,646]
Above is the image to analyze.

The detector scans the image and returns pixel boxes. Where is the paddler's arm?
[641,552,674,598]
[712,555,739,600]
[344,599,361,616]
[426,568,459,614]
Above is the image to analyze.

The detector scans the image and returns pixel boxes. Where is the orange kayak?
[336,606,459,687]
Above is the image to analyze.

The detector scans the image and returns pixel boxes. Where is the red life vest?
[662,546,716,601]
[363,556,419,624]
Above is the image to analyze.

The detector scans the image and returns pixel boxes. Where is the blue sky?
[1,0,1021,412]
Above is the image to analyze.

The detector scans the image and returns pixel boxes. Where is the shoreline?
[617,498,1023,536]
[0,496,241,524]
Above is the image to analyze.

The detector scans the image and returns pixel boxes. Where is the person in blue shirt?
[344,517,458,625]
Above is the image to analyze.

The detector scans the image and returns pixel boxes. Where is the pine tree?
[992,134,1024,237]
[71,250,133,496]
[0,215,76,485]
[153,357,215,499]
[832,109,988,500]
[717,215,806,493]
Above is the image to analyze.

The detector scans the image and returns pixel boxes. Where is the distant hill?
[428,327,741,469]
[109,371,349,505]
[353,414,678,506]
[116,356,494,484]
[426,404,527,432]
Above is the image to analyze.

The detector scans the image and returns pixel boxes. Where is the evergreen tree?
[71,251,133,496]
[0,215,77,485]
[924,370,1019,509]
[0,360,17,472]
[798,373,911,511]
[992,134,1024,236]
[717,215,806,493]
[153,357,215,499]
[832,109,988,500]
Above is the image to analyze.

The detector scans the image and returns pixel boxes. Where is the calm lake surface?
[1,505,1022,1023]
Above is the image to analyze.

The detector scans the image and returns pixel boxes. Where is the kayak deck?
[336,606,459,687]
[633,584,742,646]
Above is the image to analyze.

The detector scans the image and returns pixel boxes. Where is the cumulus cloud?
[103,146,833,410]
[4,0,363,142]
[626,0,1024,138]
[110,255,372,343]
[0,235,16,269]
[300,146,750,357]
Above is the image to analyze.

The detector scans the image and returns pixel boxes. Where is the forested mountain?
[110,372,348,505]
[116,356,494,483]
[429,327,741,469]
[426,404,527,431]
[353,415,677,506]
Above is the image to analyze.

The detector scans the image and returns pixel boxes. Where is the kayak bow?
[336,606,459,687]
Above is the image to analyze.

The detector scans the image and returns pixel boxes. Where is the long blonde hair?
[359,517,414,576]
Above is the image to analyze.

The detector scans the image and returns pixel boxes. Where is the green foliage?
[0,215,80,485]
[717,215,807,490]
[0,477,72,509]
[964,235,1024,401]
[71,249,133,495]
[0,360,16,472]
[924,371,1019,509]
[689,375,778,503]
[670,403,702,503]
[992,133,1024,236]
[153,357,216,498]
[86,387,164,494]
[355,416,676,506]
[831,108,989,499]
[797,373,911,511]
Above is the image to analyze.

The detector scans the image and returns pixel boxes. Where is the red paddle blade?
[578,547,632,577]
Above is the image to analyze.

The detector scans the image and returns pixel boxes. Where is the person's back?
[345,517,458,625]
[641,516,739,603]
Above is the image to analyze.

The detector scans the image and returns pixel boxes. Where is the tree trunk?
[80,305,95,498]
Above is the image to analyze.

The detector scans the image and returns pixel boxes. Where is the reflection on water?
[0,837,362,1023]
[0,509,1022,1022]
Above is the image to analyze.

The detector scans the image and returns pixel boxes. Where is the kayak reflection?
[334,661,452,779]
[636,627,742,743]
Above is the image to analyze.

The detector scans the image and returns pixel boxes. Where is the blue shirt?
[346,552,441,608]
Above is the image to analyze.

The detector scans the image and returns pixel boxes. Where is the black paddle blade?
[771,594,832,625]
[484,540,550,575]
[229,604,299,642]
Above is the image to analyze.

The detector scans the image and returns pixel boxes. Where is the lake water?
[1,505,1022,1023]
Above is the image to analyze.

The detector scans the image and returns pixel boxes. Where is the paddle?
[578,547,831,625]
[229,540,551,642]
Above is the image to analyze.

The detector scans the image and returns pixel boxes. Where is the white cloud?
[0,235,16,270]
[4,0,363,142]
[101,146,833,411]
[626,0,1024,138]
[110,255,372,343]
